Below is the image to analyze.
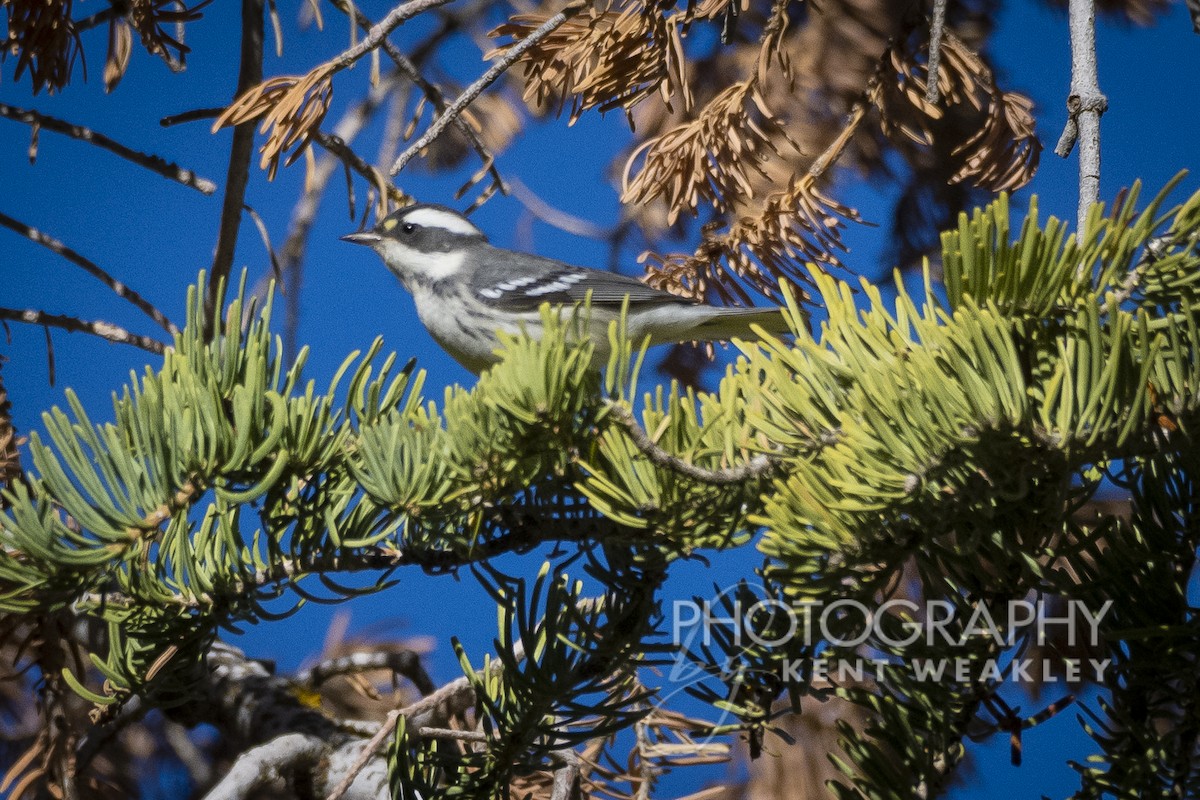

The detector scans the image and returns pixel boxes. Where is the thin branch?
[0,211,179,336]
[416,727,487,742]
[509,177,610,239]
[605,402,777,485]
[1055,0,1106,229]
[326,0,506,198]
[209,0,265,332]
[807,92,872,179]
[160,107,225,127]
[323,642,523,800]
[925,0,947,104]
[322,712,396,800]
[0,104,217,194]
[314,132,409,207]
[328,0,458,71]
[388,0,588,176]
[295,649,436,696]
[0,309,167,354]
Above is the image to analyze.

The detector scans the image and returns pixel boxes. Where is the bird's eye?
[401,223,417,235]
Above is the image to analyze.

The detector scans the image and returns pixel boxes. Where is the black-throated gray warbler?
[342,204,790,374]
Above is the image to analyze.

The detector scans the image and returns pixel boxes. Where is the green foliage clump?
[3,180,1200,798]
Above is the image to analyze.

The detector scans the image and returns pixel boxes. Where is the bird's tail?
[690,306,795,342]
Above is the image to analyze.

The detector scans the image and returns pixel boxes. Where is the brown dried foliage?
[127,0,211,68]
[103,18,133,92]
[214,64,336,180]
[489,0,691,123]
[622,81,782,225]
[877,34,1040,193]
[643,175,859,304]
[2,0,81,94]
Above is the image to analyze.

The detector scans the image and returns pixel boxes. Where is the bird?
[341,204,791,374]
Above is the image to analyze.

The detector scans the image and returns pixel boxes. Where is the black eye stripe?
[401,223,417,234]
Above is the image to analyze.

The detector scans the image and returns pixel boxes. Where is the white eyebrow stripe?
[402,207,483,236]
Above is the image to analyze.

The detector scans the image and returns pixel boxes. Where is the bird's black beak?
[341,231,381,246]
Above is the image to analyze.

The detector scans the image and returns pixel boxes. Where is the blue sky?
[2,0,1199,796]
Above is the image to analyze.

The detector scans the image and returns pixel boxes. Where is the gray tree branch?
[0,104,217,194]
[1055,0,1107,229]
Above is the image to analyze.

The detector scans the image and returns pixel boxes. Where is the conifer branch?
[604,402,777,485]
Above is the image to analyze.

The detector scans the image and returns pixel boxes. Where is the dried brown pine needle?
[877,34,1040,192]
[622,81,780,224]
[3,0,82,94]
[489,0,690,123]
[950,89,1040,192]
[104,19,133,93]
[643,175,859,304]
[128,0,211,67]
[213,64,336,180]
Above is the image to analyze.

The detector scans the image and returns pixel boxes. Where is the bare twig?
[242,203,284,287]
[0,309,167,354]
[388,0,588,176]
[605,402,777,485]
[209,0,265,331]
[0,211,179,335]
[322,713,396,800]
[314,132,409,207]
[160,107,225,127]
[323,642,524,800]
[1055,0,1107,228]
[509,177,609,239]
[295,649,436,696]
[416,727,487,742]
[326,0,507,198]
[73,6,119,32]
[0,104,217,194]
[328,0,458,71]
[808,93,872,179]
[925,0,947,104]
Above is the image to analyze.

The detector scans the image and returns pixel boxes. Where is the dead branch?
[209,0,265,331]
[0,210,179,335]
[329,0,459,71]
[388,0,587,176]
[326,0,506,199]
[0,308,167,354]
[294,649,436,696]
[0,103,216,194]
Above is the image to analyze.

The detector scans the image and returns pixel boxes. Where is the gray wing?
[469,246,695,313]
